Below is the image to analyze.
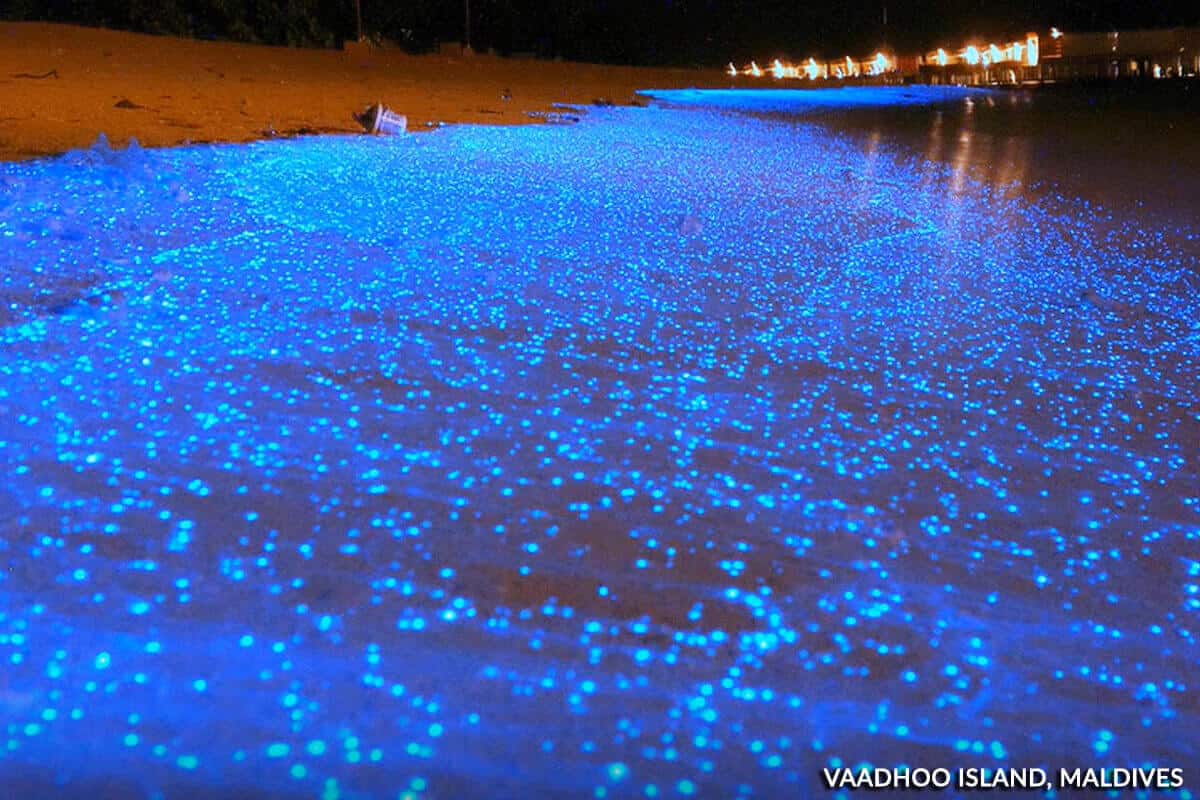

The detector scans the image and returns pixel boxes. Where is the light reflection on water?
[810,85,1200,229]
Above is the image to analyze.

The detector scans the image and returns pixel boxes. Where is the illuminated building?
[727,27,1200,87]
[919,27,1200,85]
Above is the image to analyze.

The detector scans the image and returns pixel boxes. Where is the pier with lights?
[727,26,1200,86]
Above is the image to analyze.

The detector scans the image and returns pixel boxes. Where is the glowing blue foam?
[0,93,1196,798]
[640,85,991,112]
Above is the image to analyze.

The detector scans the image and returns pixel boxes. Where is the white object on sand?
[366,104,407,135]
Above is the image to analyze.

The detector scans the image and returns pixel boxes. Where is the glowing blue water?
[1,87,1197,799]
[640,86,988,112]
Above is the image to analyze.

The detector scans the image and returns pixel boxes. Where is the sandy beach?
[0,22,728,161]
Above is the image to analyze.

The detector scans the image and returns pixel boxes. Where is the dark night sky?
[658,0,1200,60]
[7,0,1200,63]
[381,0,1200,63]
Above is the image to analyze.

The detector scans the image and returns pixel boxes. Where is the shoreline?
[0,22,729,162]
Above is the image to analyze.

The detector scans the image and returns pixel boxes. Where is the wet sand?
[0,22,727,161]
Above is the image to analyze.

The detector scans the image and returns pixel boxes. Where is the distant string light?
[726,29,1052,81]
[726,52,893,81]
[936,35,1041,69]
[772,59,799,79]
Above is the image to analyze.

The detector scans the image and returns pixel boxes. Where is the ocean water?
[0,86,1197,799]
[651,84,1200,220]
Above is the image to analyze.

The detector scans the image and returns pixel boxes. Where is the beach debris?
[113,98,145,110]
[355,103,408,135]
[526,111,580,125]
[11,69,58,80]
[501,88,512,102]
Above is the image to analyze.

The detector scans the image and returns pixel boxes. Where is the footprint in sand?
[678,214,704,236]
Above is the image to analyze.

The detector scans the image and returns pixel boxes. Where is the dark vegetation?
[4,0,1199,66]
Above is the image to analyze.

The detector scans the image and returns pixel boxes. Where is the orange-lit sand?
[0,22,728,161]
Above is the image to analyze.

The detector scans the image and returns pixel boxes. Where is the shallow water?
[651,84,1200,224]
[1,87,1198,799]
